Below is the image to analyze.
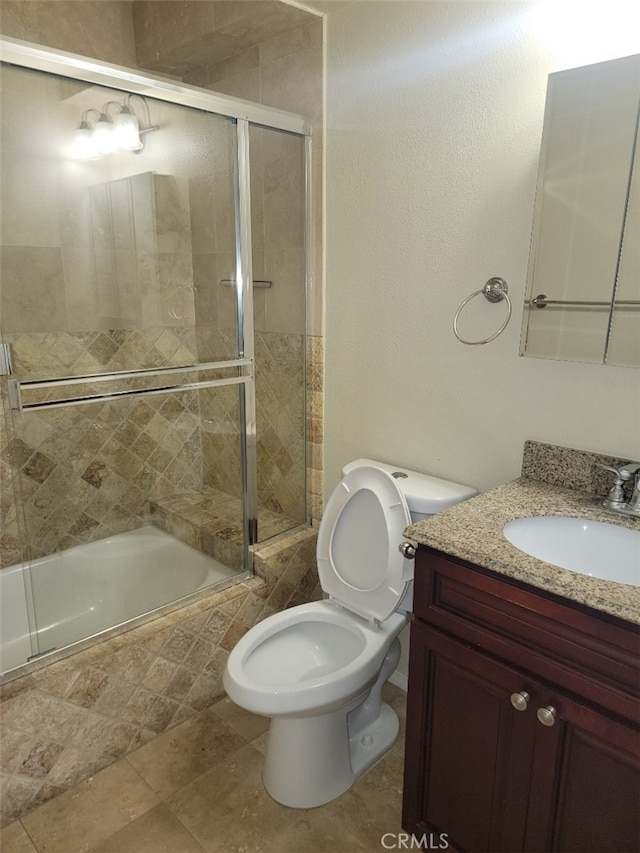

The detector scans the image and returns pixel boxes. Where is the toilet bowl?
[223,459,476,808]
[225,600,407,718]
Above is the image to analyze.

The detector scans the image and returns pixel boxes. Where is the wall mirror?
[520,53,640,366]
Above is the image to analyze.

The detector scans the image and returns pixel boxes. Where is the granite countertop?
[404,476,640,625]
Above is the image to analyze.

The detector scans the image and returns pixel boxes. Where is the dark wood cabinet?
[402,547,640,853]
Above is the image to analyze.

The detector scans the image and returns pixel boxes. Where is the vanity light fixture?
[72,94,156,160]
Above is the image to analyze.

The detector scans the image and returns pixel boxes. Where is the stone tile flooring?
[1,685,407,853]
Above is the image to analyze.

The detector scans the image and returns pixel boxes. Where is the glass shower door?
[0,62,252,656]
[249,125,308,539]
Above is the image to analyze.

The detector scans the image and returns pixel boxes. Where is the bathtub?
[0,525,240,677]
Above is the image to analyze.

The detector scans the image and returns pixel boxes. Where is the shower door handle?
[7,358,254,413]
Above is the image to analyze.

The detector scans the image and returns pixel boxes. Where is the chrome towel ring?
[453,277,511,345]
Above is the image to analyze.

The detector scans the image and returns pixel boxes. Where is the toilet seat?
[317,465,412,623]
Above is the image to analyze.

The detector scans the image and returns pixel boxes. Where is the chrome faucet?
[599,463,640,517]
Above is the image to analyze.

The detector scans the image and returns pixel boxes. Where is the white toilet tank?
[342,458,477,523]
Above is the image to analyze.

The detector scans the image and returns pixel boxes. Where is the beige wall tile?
[261,46,323,123]
[212,170,236,254]
[57,185,93,251]
[1,2,137,67]
[62,248,99,331]
[153,175,193,256]
[1,156,61,249]
[259,19,323,67]
[182,65,209,88]
[1,248,67,333]
[206,66,261,103]
[0,66,49,156]
[130,173,158,255]
[207,45,260,84]
[308,146,324,337]
[264,250,305,335]
[188,180,216,256]
[138,253,162,328]
[215,0,312,44]
[157,253,196,326]
[108,179,136,251]
[192,253,218,327]
[0,2,39,40]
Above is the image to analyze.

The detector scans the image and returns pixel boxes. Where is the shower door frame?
[0,35,312,570]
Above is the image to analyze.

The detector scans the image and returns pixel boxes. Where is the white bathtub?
[0,525,240,677]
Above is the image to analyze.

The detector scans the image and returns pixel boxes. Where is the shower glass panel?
[249,125,307,538]
[8,388,246,657]
[0,62,250,658]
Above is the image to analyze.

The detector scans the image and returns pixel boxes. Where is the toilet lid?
[317,465,413,622]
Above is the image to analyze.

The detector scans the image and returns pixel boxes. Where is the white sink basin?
[503,516,640,585]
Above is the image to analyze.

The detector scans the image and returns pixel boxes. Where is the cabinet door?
[403,622,537,852]
[525,691,640,852]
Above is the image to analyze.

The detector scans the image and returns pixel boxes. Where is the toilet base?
[349,701,399,780]
[262,637,402,808]
[263,700,399,808]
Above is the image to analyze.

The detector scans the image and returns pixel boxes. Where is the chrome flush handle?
[398,542,416,559]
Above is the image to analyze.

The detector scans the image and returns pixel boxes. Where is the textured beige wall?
[322,0,640,499]
[321,0,640,682]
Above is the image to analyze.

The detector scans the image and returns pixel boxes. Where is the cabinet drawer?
[414,547,640,722]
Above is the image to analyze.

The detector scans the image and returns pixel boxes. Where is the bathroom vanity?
[401,468,640,852]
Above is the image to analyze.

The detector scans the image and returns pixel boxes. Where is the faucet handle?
[628,469,640,514]
[619,463,640,477]
[597,462,640,516]
[597,463,628,508]
[597,463,634,481]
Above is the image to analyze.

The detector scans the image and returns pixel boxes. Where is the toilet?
[223,459,476,808]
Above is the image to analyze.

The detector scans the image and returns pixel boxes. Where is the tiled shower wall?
[1,149,207,562]
[176,14,325,523]
[2,330,203,563]
[0,0,325,571]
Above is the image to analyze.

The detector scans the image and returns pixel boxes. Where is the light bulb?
[93,112,115,155]
[72,120,98,160]
[113,106,143,151]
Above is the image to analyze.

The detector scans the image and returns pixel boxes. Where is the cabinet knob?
[536,706,557,727]
[510,691,530,711]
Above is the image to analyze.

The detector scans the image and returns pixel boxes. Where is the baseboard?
[388,670,408,692]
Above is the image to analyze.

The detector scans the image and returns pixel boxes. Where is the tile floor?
[1,684,407,853]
